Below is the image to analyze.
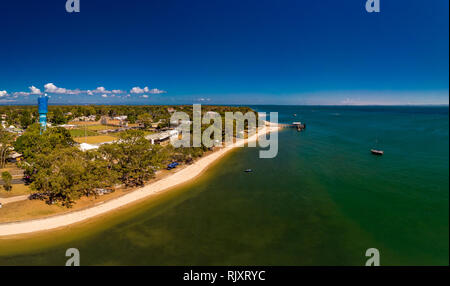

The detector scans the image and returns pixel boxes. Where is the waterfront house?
[7,151,23,163]
[58,124,77,130]
[79,143,100,151]
[145,130,178,145]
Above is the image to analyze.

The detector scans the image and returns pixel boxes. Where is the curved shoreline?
[0,127,278,237]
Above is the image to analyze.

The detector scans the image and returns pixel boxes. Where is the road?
[0,195,29,205]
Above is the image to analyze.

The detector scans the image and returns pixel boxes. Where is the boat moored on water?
[292,122,306,131]
[371,149,384,155]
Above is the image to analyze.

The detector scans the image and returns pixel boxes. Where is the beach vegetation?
[137,113,153,129]
[98,130,166,187]
[13,123,75,159]
[1,171,12,192]
[28,147,116,207]
[2,105,258,207]
[0,127,15,168]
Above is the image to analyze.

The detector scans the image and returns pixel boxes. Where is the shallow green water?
[0,106,448,265]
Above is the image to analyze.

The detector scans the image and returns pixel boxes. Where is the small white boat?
[371,149,384,156]
[371,138,383,155]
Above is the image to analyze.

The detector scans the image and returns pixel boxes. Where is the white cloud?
[87,87,125,95]
[340,97,365,105]
[44,83,66,93]
[44,82,73,94]
[3,84,166,99]
[9,86,42,97]
[29,85,42,95]
[149,88,166,94]
[0,98,16,103]
[12,92,31,97]
[130,86,149,94]
[92,86,111,94]
[44,83,80,94]
[131,86,166,94]
[130,87,142,94]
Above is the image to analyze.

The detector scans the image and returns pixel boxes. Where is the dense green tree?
[99,130,167,187]
[0,105,256,131]
[14,124,75,160]
[127,114,137,124]
[0,127,15,168]
[2,104,258,208]
[19,110,33,129]
[1,171,12,192]
[137,113,153,129]
[50,109,67,125]
[29,147,117,207]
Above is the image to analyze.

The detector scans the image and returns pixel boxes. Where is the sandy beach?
[0,126,278,237]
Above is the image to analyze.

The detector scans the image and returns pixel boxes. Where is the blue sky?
[0,0,448,105]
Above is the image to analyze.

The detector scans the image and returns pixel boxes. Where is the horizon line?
[0,103,448,107]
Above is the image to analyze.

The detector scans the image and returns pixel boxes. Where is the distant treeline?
[0,105,255,128]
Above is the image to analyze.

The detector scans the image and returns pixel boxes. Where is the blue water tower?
[38,94,48,134]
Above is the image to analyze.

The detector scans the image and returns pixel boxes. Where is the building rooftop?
[145,130,178,141]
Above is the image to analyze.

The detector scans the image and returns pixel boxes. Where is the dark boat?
[371,149,384,156]
[293,122,306,132]
[244,169,253,173]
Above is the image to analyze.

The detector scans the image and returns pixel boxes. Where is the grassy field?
[0,164,24,177]
[0,184,30,198]
[68,121,101,126]
[85,125,120,131]
[0,189,124,223]
[0,184,145,223]
[0,199,59,223]
[69,129,98,137]
[112,130,155,138]
[74,135,117,144]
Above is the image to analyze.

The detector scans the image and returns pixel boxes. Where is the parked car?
[167,162,180,170]
[94,188,114,196]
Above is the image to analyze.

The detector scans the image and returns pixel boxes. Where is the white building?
[79,143,100,151]
[114,115,128,121]
[145,130,179,145]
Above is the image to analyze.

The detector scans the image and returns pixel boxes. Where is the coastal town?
[0,101,268,228]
